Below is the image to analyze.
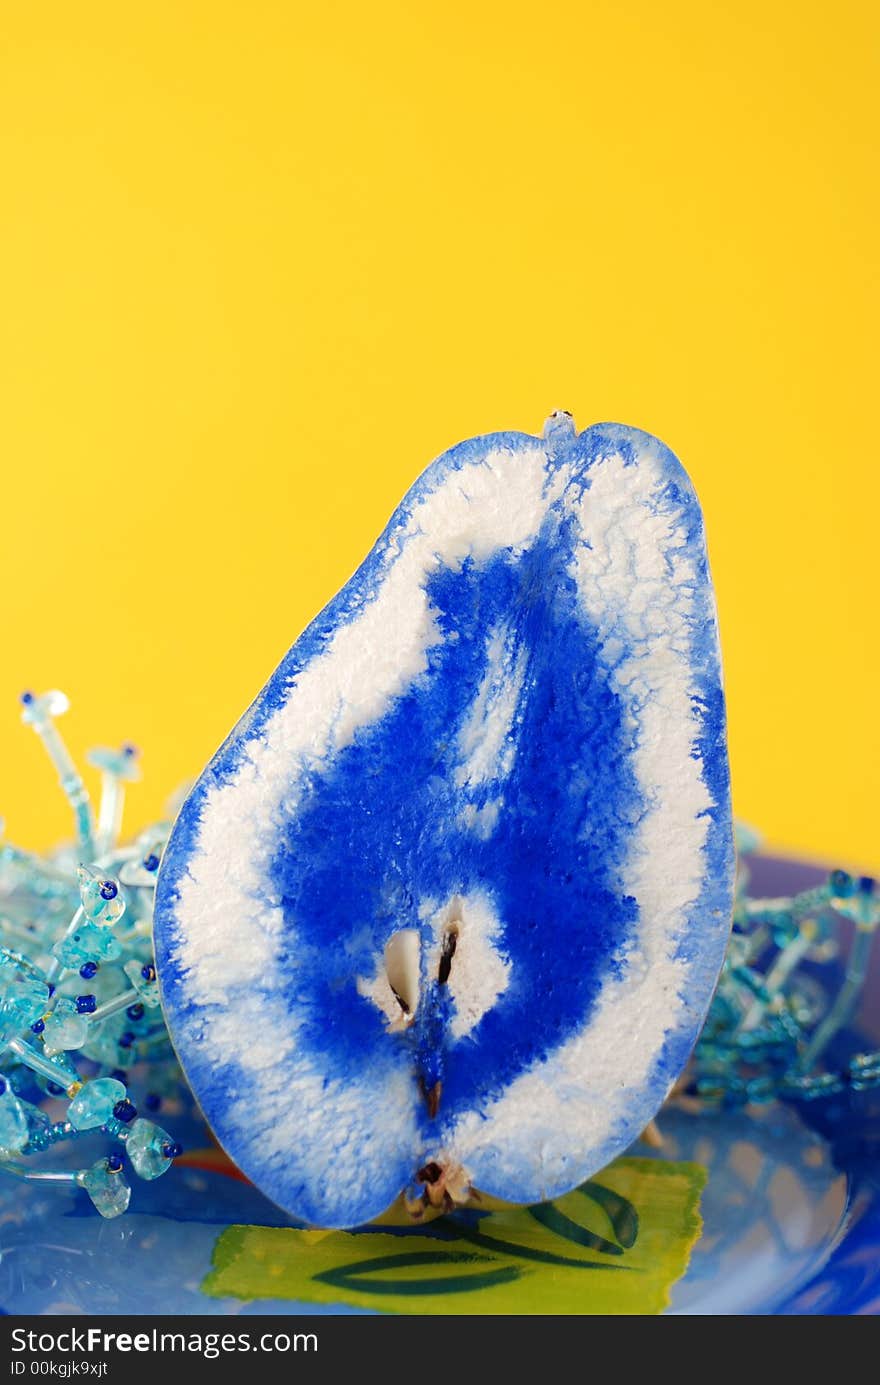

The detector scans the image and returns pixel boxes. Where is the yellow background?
[0,3,877,869]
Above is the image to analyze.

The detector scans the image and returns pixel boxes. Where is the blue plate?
[1,855,876,1315]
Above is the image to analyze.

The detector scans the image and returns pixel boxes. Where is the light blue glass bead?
[77,866,126,927]
[0,956,49,1041]
[41,998,88,1055]
[0,1085,29,1155]
[119,842,163,889]
[123,958,160,1008]
[52,921,122,969]
[81,1014,135,1069]
[830,873,879,929]
[86,746,141,782]
[126,1118,173,1180]
[80,1158,131,1218]
[733,822,763,856]
[20,1100,52,1151]
[19,690,69,728]
[67,1077,126,1131]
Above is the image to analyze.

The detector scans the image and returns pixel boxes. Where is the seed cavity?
[384,929,420,1018]
[437,926,458,985]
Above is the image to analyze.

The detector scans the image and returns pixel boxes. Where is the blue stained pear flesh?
[154,413,734,1227]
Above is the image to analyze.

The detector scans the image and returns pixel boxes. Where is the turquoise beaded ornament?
[0,691,182,1218]
[690,828,880,1106]
[0,690,877,1217]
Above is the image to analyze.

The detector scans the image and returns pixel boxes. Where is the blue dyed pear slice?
[154,415,734,1228]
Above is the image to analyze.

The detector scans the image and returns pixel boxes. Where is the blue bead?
[31,1020,45,1034]
[99,881,118,901]
[19,691,34,705]
[112,1099,137,1123]
[75,994,97,1014]
[144,854,160,873]
[126,1004,144,1022]
[79,962,98,980]
[107,1153,124,1172]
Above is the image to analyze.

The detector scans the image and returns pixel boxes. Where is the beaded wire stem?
[0,691,877,1217]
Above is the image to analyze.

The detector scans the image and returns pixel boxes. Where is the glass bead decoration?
[119,843,163,889]
[0,956,49,1042]
[19,690,70,727]
[67,1077,126,1131]
[87,746,142,784]
[80,1156,131,1218]
[125,1118,176,1180]
[41,998,89,1056]
[77,866,126,927]
[52,921,122,969]
[0,1083,28,1155]
[123,958,160,1008]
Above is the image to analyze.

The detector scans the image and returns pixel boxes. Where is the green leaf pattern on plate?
[203,1157,706,1315]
